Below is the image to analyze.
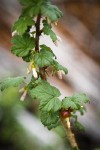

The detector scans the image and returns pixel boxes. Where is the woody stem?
[35,13,46,80]
[60,116,79,150]
[35,13,41,52]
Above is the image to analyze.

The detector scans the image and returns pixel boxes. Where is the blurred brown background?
[0,0,100,150]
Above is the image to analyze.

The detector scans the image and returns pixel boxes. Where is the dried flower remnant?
[32,67,38,79]
[57,70,65,79]
[12,30,17,37]
[20,90,27,101]
[53,35,62,46]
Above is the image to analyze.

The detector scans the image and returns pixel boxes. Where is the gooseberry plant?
[0,0,90,149]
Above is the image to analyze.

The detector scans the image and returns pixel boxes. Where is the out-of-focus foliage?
[0,87,35,150]
[0,76,25,91]
[0,87,64,150]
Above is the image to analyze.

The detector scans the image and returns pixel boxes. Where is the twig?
[35,13,41,52]
[60,116,79,150]
[35,14,46,80]
[35,13,78,149]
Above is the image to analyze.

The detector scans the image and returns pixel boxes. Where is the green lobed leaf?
[29,81,61,100]
[22,52,32,62]
[62,93,90,110]
[11,34,35,57]
[27,77,43,90]
[0,76,25,91]
[40,44,52,51]
[72,93,90,104]
[39,97,61,112]
[53,60,68,74]
[19,0,62,21]
[12,16,34,35]
[43,20,57,42]
[22,0,42,17]
[40,44,55,57]
[41,3,63,22]
[62,97,78,110]
[40,111,60,130]
[29,81,61,112]
[34,48,54,68]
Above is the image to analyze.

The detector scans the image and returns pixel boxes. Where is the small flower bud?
[57,35,62,42]
[20,90,27,101]
[53,35,62,46]
[32,68,38,79]
[47,17,51,24]
[54,21,58,26]
[27,64,32,74]
[12,30,17,37]
[81,106,84,108]
[27,68,31,74]
[57,70,65,79]
[19,87,25,93]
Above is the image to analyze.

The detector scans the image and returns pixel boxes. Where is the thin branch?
[35,12,78,150]
[35,14,46,80]
[35,13,41,52]
[60,116,79,150]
